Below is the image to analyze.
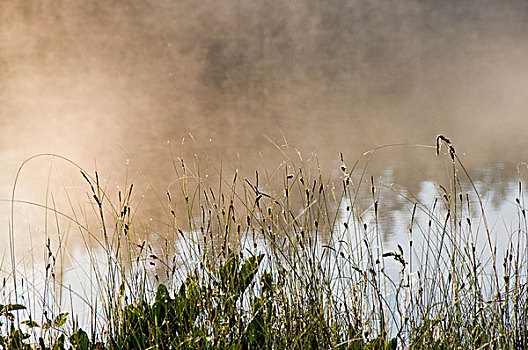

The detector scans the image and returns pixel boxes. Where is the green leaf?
[42,319,52,330]
[152,302,166,326]
[349,340,363,350]
[119,281,126,297]
[1,304,26,313]
[8,329,25,348]
[246,315,265,346]
[21,319,40,328]
[71,328,90,350]
[155,284,171,303]
[239,254,264,294]
[53,312,69,328]
[220,253,240,293]
[52,334,65,350]
[261,272,273,294]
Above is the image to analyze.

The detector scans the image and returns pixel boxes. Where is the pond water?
[1,0,528,326]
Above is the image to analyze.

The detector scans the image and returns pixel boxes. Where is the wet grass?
[1,136,527,349]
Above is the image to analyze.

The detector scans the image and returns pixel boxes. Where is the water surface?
[2,0,528,263]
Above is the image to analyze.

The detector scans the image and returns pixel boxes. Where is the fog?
[2,0,528,249]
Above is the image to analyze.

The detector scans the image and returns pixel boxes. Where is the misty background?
[2,0,528,245]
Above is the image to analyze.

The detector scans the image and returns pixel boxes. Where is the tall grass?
[1,136,526,349]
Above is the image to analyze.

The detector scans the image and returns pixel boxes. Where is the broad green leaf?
[220,253,239,293]
[71,328,90,350]
[239,254,264,294]
[52,334,65,350]
[156,284,171,303]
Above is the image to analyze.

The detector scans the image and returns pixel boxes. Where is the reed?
[1,137,526,349]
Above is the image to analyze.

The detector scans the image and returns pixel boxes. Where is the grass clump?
[1,136,527,349]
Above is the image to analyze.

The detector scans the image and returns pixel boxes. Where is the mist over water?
[2,0,528,252]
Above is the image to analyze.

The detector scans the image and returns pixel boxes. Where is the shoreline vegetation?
[1,136,527,349]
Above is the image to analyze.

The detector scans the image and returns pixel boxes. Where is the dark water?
[2,0,528,259]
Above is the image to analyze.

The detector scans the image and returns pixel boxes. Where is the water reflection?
[1,0,528,264]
